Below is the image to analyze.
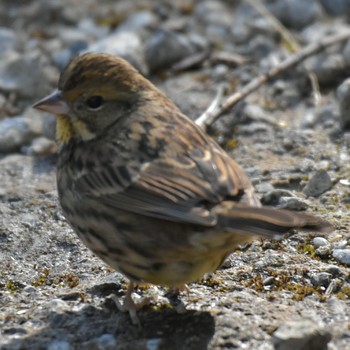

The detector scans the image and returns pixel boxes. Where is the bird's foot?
[109,282,151,326]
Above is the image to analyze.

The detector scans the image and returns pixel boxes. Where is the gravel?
[0,1,349,349]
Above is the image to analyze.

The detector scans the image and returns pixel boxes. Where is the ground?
[0,1,349,349]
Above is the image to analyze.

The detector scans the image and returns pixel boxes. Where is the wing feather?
[73,141,252,226]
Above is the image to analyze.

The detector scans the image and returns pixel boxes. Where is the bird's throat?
[56,115,96,143]
[56,115,73,144]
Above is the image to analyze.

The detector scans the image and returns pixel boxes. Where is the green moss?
[32,268,51,287]
[5,281,20,293]
[224,138,239,151]
[32,269,79,288]
[58,273,80,288]
[336,286,350,300]
[296,243,319,259]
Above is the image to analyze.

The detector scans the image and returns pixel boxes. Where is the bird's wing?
[73,145,255,226]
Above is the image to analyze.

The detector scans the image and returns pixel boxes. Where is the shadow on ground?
[3,302,215,350]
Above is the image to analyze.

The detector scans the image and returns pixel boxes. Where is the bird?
[33,52,332,324]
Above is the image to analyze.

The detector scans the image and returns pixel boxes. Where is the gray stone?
[263,276,275,286]
[23,137,57,156]
[261,189,296,205]
[146,339,162,350]
[272,319,331,350]
[242,104,278,125]
[87,31,148,75]
[145,30,196,71]
[303,169,332,197]
[255,182,275,194]
[58,27,89,48]
[332,249,350,265]
[301,105,340,129]
[332,240,348,249]
[304,54,347,85]
[0,117,36,153]
[195,0,232,27]
[78,18,109,39]
[268,0,322,30]
[311,272,332,288]
[0,51,49,98]
[51,49,74,70]
[320,0,350,15]
[337,78,350,129]
[327,265,341,276]
[315,245,332,258]
[0,27,17,57]
[81,334,117,350]
[238,122,272,135]
[47,340,71,350]
[278,197,309,211]
[311,237,329,248]
[117,11,158,33]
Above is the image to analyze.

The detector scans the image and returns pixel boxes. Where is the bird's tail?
[215,202,333,240]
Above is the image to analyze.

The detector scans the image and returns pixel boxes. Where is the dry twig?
[196,30,350,129]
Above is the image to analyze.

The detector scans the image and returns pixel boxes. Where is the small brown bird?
[33,53,331,324]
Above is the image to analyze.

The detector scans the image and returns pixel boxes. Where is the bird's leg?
[110,281,151,326]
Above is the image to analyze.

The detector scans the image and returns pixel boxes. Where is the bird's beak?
[32,89,70,115]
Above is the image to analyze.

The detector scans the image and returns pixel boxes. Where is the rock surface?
[0,1,349,350]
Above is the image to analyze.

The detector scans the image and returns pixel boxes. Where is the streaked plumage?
[33,53,332,322]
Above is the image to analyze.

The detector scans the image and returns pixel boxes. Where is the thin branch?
[195,30,350,129]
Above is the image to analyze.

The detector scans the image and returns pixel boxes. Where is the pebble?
[255,182,275,194]
[0,93,6,110]
[47,340,71,350]
[194,0,232,42]
[58,27,89,48]
[311,237,329,248]
[238,122,272,135]
[310,272,332,288]
[332,240,348,250]
[332,249,350,265]
[211,64,229,81]
[302,169,332,197]
[263,276,275,286]
[326,265,341,277]
[272,319,331,350]
[241,104,278,125]
[0,27,17,57]
[315,245,332,258]
[145,29,196,71]
[320,0,350,15]
[22,137,57,156]
[81,334,117,350]
[0,51,49,98]
[336,78,350,129]
[301,105,340,129]
[304,54,347,85]
[300,23,336,44]
[23,286,38,294]
[261,189,296,205]
[87,31,148,75]
[268,0,321,30]
[47,299,70,313]
[116,10,158,33]
[0,117,36,153]
[278,197,308,211]
[78,18,109,39]
[146,338,162,350]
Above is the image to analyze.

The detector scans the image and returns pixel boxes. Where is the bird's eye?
[86,96,104,109]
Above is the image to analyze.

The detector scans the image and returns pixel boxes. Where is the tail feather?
[215,202,333,240]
